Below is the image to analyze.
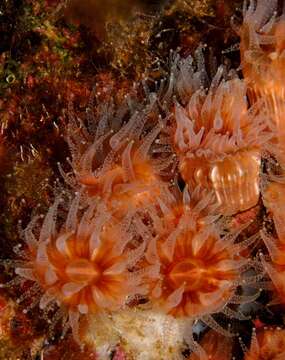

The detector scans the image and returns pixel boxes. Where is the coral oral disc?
[168,259,205,292]
[66,259,101,284]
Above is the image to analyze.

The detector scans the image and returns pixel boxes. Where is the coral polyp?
[149,223,240,318]
[173,65,268,215]
[188,330,233,360]
[5,0,285,358]
[14,195,144,342]
[244,327,285,360]
[143,189,258,321]
[64,96,173,218]
[239,0,285,103]
[180,148,261,215]
[238,0,285,164]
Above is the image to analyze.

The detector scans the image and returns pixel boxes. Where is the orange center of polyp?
[66,259,100,283]
[168,259,205,292]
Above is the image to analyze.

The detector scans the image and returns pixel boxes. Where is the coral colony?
[5,0,285,359]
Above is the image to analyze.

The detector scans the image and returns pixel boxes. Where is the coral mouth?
[168,259,205,292]
[66,259,101,284]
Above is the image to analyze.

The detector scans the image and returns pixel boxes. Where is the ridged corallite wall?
[5,0,285,359]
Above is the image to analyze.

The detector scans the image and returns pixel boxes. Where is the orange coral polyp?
[239,0,285,139]
[111,172,162,210]
[180,148,261,215]
[34,226,131,312]
[65,259,100,284]
[245,327,285,360]
[156,231,237,317]
[75,139,164,215]
[15,197,144,340]
[173,64,267,215]
[188,330,233,360]
[174,77,254,155]
[144,199,245,318]
[67,103,166,208]
[240,11,285,97]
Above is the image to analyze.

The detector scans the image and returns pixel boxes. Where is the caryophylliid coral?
[4,0,285,359]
